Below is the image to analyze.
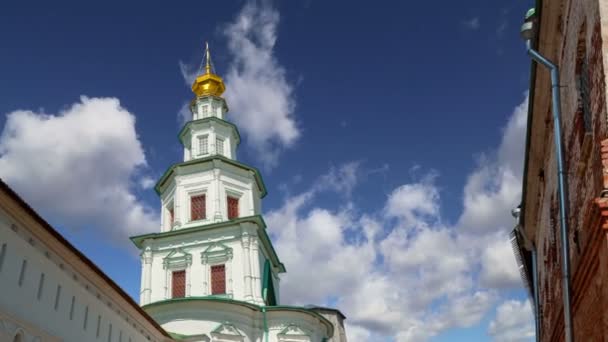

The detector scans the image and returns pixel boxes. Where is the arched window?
[13,332,23,342]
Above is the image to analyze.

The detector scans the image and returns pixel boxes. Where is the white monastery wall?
[0,207,166,342]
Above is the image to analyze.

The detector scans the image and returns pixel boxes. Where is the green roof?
[154,155,268,198]
[130,215,286,273]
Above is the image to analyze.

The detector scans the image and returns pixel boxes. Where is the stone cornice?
[130,215,285,273]
[154,155,267,198]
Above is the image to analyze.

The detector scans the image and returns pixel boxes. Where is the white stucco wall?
[145,300,332,342]
[159,165,260,233]
[0,207,167,342]
[141,221,279,306]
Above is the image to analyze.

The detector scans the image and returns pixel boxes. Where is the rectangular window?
[211,264,226,295]
[227,197,239,220]
[216,137,224,156]
[18,259,27,287]
[84,306,89,330]
[198,135,208,155]
[96,315,101,338]
[172,270,186,298]
[70,296,75,320]
[191,195,206,221]
[168,206,174,228]
[119,330,123,342]
[37,273,45,300]
[201,105,208,117]
[0,243,6,272]
[108,323,113,342]
[54,285,62,311]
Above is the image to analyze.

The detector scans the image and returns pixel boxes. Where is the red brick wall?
[529,1,608,341]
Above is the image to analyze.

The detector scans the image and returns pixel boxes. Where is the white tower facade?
[130,44,339,342]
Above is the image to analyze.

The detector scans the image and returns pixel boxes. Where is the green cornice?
[130,215,286,273]
[142,297,334,337]
[178,117,241,147]
[154,155,267,198]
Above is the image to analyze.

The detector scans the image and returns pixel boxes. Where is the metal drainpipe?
[262,306,269,342]
[262,288,269,342]
[525,39,574,342]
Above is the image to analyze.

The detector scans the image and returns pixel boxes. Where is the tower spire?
[191,41,225,97]
[204,41,212,74]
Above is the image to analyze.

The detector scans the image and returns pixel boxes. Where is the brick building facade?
[517,0,608,340]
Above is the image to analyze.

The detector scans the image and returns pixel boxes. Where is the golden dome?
[191,42,226,97]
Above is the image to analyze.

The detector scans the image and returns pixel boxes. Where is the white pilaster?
[242,231,253,301]
[250,235,262,304]
[202,261,209,296]
[214,169,222,222]
[141,246,153,305]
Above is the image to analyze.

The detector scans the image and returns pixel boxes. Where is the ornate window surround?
[163,248,192,299]
[187,189,208,223]
[201,242,233,298]
[209,322,244,342]
[277,324,311,342]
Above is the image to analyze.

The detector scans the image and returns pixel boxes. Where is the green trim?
[130,215,286,273]
[262,306,269,342]
[178,117,241,147]
[142,297,334,337]
[262,260,277,306]
[168,331,209,341]
[154,155,267,198]
[168,332,189,340]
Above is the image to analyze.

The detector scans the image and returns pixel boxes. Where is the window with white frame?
[216,137,224,156]
[198,135,209,155]
[200,105,208,118]
[167,202,175,229]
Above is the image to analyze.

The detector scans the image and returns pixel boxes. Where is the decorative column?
[226,259,233,297]
[249,172,256,216]
[173,179,182,229]
[242,230,253,301]
[141,245,153,305]
[250,235,262,304]
[202,259,209,296]
[214,168,223,222]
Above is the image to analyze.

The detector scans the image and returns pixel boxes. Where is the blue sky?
[0,1,535,341]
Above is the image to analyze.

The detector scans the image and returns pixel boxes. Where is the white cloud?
[384,179,440,229]
[488,300,535,342]
[268,94,531,341]
[0,96,158,243]
[458,94,528,234]
[222,1,300,168]
[463,17,480,30]
[179,1,300,168]
[479,234,522,289]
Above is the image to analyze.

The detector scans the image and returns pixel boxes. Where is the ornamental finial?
[204,41,212,74]
[191,41,226,97]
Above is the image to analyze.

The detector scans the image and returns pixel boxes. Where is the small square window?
[191,195,206,221]
[198,135,208,155]
[168,206,174,228]
[216,138,224,156]
[227,196,239,220]
[211,264,226,295]
[172,270,186,298]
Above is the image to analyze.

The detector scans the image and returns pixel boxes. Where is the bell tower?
[131,43,284,309]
